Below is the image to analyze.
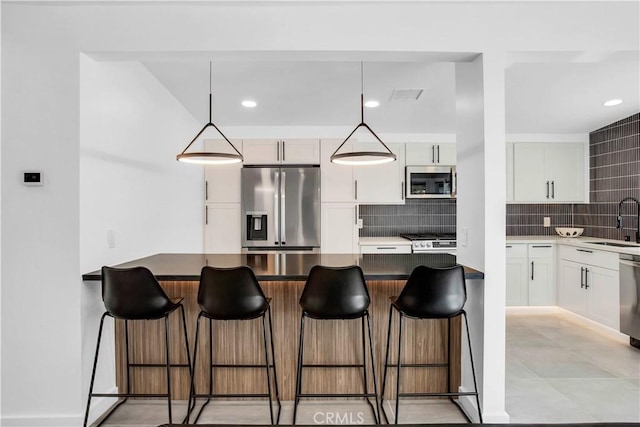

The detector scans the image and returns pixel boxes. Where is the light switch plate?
[543,217,551,227]
[357,218,363,229]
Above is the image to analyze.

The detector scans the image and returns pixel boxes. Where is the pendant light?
[330,62,396,165]
[176,62,243,165]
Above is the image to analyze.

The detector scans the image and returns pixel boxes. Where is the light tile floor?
[93,311,640,425]
[506,311,640,423]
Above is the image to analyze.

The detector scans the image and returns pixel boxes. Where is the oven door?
[405,166,456,198]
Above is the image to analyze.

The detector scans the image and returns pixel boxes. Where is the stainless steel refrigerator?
[241,166,320,250]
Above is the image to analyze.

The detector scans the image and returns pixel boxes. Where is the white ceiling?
[143,52,639,135]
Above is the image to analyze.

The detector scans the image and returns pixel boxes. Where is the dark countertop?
[82,253,484,281]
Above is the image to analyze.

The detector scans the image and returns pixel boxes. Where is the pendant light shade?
[177,62,243,165]
[330,62,396,166]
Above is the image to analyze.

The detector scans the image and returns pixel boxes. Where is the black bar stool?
[188,266,280,425]
[381,265,482,424]
[293,265,381,424]
[83,266,192,427]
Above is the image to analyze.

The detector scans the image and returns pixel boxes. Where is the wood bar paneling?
[114,280,461,401]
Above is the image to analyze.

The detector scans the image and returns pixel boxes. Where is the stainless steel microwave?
[405,166,456,198]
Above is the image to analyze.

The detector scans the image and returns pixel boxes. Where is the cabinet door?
[204,203,241,253]
[586,266,620,330]
[204,139,242,203]
[242,139,279,164]
[281,139,320,164]
[506,244,528,306]
[406,143,456,165]
[353,142,405,204]
[558,260,588,317]
[513,143,546,201]
[320,139,356,202]
[528,244,555,306]
[435,144,456,165]
[321,203,358,253]
[545,143,585,202]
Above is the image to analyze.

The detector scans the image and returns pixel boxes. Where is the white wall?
[1,1,638,425]
[79,56,204,424]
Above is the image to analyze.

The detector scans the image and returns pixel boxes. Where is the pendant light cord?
[209,61,213,124]
[360,62,364,124]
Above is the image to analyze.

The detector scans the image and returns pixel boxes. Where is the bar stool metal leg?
[380,305,394,423]
[83,313,108,427]
[187,313,203,423]
[267,307,282,424]
[365,312,381,423]
[261,314,275,424]
[394,312,404,424]
[164,314,173,424]
[292,313,306,425]
[463,312,483,423]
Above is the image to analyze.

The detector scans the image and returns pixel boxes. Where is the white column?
[455,52,509,423]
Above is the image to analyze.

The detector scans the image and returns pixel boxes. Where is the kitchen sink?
[584,241,640,248]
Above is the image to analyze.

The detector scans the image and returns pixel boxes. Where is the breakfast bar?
[83,253,483,402]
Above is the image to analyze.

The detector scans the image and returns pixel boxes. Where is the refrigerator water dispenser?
[246,211,267,241]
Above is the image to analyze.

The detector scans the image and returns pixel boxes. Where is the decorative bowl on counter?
[555,227,584,237]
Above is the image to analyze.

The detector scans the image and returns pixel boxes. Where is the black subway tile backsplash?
[359,199,456,237]
[506,112,640,239]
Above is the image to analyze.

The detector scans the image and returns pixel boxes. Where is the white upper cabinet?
[242,139,319,165]
[353,142,405,204]
[512,142,586,203]
[320,139,356,203]
[406,143,456,165]
[204,139,243,203]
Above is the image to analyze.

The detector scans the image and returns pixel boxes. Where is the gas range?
[399,233,457,253]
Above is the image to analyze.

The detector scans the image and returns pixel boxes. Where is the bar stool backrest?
[396,265,466,318]
[300,265,370,319]
[101,266,175,320]
[198,266,268,320]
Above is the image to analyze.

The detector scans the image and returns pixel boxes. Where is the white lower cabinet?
[204,203,241,253]
[321,203,359,253]
[506,243,555,306]
[558,245,620,330]
[506,244,529,305]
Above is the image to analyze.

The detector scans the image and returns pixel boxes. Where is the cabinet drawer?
[528,243,554,259]
[505,243,527,258]
[360,245,412,254]
[558,245,619,270]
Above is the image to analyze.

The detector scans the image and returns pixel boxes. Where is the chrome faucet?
[617,197,640,243]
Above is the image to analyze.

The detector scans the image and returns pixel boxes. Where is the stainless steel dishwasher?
[620,253,640,349]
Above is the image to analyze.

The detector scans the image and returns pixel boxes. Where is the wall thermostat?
[23,171,43,186]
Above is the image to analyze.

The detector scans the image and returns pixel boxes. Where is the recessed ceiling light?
[242,100,257,108]
[364,100,380,108]
[603,99,623,107]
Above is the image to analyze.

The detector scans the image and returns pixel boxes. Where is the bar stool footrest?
[298,393,377,398]
[192,393,271,399]
[301,363,364,368]
[128,363,190,368]
[210,364,276,368]
[398,391,479,398]
[385,362,448,368]
[91,393,169,398]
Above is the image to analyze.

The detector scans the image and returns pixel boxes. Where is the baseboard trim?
[456,390,510,424]
[0,387,117,427]
[506,306,562,315]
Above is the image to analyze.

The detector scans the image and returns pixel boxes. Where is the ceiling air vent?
[390,88,424,101]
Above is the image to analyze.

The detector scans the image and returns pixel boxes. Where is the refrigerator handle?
[280,171,286,245]
[274,171,280,245]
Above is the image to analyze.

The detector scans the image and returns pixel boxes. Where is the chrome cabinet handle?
[546,181,550,199]
[276,141,280,161]
[584,268,589,289]
[205,180,209,201]
[282,140,286,161]
[432,145,435,163]
[205,205,208,225]
[401,182,404,200]
[437,145,440,163]
[531,261,534,280]
[551,180,555,199]
[580,267,584,288]
[531,245,552,248]
[506,245,513,248]
[577,248,593,253]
